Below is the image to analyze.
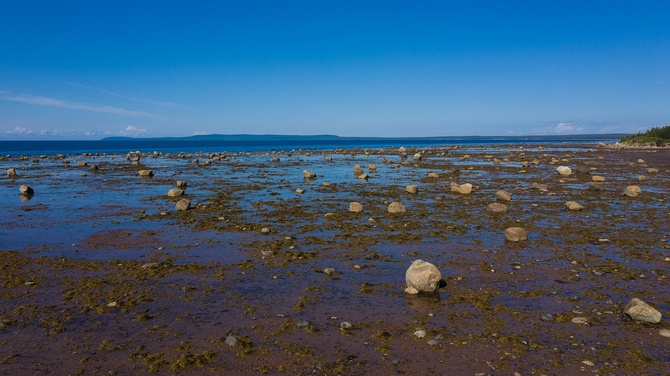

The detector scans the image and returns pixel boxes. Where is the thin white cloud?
[0,91,163,118]
[66,82,186,109]
[6,127,34,134]
[125,125,147,133]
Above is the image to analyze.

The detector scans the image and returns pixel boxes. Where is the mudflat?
[1,144,669,375]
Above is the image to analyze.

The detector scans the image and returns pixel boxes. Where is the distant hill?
[620,126,670,146]
[102,133,629,142]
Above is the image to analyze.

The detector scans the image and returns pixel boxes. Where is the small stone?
[638,175,648,181]
[486,202,508,213]
[176,181,187,188]
[295,188,305,194]
[107,302,118,307]
[427,172,440,178]
[141,262,159,269]
[224,336,237,347]
[19,185,34,195]
[138,169,154,177]
[504,227,527,242]
[340,322,353,330]
[540,313,556,322]
[648,168,659,174]
[357,173,369,180]
[296,320,310,328]
[571,317,589,325]
[413,329,427,338]
[388,202,406,213]
[261,227,270,234]
[406,185,418,194]
[637,159,645,163]
[426,339,440,346]
[450,183,472,194]
[303,170,316,179]
[582,360,595,367]
[565,201,585,211]
[624,298,662,323]
[175,199,190,211]
[556,166,572,176]
[495,190,512,201]
[413,153,422,161]
[349,202,363,212]
[530,182,548,191]
[592,175,606,182]
[659,329,670,337]
[167,188,184,197]
[7,168,16,177]
[353,165,364,175]
[588,182,604,191]
[624,185,641,197]
[323,267,336,275]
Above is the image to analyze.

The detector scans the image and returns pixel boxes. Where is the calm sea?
[0,136,620,156]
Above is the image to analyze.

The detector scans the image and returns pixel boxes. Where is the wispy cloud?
[554,122,583,133]
[0,90,163,118]
[66,82,186,109]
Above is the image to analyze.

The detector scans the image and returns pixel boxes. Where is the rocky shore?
[1,143,669,375]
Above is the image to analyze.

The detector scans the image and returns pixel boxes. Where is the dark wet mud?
[1,144,669,375]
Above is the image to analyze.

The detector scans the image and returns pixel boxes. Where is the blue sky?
[1,1,668,139]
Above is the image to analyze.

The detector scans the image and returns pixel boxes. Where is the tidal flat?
[1,144,669,375]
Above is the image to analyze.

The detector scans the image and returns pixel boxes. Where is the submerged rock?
[175,199,191,211]
[495,190,512,201]
[487,203,508,213]
[565,201,585,211]
[349,202,363,212]
[530,182,548,191]
[167,188,184,197]
[504,227,527,242]
[388,202,406,213]
[624,298,662,323]
[404,260,442,294]
[427,172,440,178]
[303,170,316,179]
[406,185,418,194]
[624,185,641,197]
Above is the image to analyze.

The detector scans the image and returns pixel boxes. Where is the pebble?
[426,339,440,346]
[224,335,237,347]
[296,320,310,328]
[659,329,670,338]
[571,317,589,325]
[413,329,427,338]
[540,313,555,322]
[340,322,353,329]
[323,267,336,275]
[582,360,595,367]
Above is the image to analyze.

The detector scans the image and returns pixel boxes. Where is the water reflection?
[20,193,34,202]
[404,291,443,313]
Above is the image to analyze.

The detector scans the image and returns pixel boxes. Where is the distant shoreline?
[100,133,630,142]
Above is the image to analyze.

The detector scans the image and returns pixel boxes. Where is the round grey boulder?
[404,260,442,294]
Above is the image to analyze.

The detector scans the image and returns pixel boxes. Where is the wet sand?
[1,144,669,375]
